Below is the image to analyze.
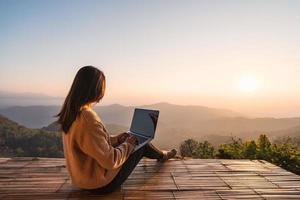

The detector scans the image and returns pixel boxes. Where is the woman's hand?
[117,132,130,144]
[125,135,137,146]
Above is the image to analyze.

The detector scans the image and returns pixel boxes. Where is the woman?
[56,66,177,194]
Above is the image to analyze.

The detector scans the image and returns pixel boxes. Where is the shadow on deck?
[0,157,300,199]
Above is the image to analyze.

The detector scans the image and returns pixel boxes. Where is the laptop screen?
[129,108,159,138]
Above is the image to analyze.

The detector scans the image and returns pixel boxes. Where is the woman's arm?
[77,110,134,170]
[110,132,130,147]
[109,134,119,147]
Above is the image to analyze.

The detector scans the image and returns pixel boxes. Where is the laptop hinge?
[128,131,152,139]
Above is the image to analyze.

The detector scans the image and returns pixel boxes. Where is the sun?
[238,76,259,93]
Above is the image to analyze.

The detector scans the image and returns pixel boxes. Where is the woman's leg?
[143,142,177,162]
[87,144,148,194]
[142,142,164,159]
[87,143,172,194]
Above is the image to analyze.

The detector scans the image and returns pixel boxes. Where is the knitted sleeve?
[77,109,134,170]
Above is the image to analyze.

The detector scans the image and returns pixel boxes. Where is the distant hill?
[0,113,21,129]
[0,113,128,158]
[42,121,128,135]
[0,114,63,157]
[272,125,300,138]
[0,102,242,128]
[3,102,299,149]
[0,105,60,128]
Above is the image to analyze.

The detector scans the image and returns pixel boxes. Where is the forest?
[0,115,63,157]
[180,134,300,175]
[1,114,299,175]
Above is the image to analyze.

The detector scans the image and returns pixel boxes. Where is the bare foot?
[157,149,177,162]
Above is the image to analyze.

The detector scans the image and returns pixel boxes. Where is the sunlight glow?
[238,76,260,93]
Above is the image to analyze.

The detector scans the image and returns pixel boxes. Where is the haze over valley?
[1,92,300,150]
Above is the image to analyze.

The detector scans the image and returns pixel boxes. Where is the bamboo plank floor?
[0,157,300,199]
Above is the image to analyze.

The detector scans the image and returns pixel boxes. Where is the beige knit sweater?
[62,105,134,189]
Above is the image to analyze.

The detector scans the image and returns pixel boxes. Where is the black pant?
[87,143,164,194]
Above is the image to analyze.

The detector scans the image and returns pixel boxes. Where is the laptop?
[127,108,159,151]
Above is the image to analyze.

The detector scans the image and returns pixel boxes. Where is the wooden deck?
[1,158,300,199]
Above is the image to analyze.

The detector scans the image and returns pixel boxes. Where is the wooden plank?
[0,157,299,199]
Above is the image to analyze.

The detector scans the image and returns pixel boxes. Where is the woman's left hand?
[118,132,130,144]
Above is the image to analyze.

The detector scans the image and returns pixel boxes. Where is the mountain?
[3,102,300,149]
[0,113,21,129]
[271,125,300,138]
[42,121,128,135]
[0,102,242,129]
[0,113,128,158]
[0,105,61,128]
[0,114,63,157]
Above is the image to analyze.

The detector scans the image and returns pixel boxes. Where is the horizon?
[1,1,300,117]
[1,90,300,119]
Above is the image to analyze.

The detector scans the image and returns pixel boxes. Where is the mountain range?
[1,102,300,149]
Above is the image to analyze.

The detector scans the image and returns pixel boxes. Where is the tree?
[256,134,272,160]
[196,141,215,158]
[271,142,300,175]
[217,136,244,159]
[180,139,214,158]
[243,140,257,159]
[180,139,199,157]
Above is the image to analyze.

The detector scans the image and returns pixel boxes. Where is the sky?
[0,0,300,117]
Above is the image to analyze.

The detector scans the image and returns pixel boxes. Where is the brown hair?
[56,66,106,133]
